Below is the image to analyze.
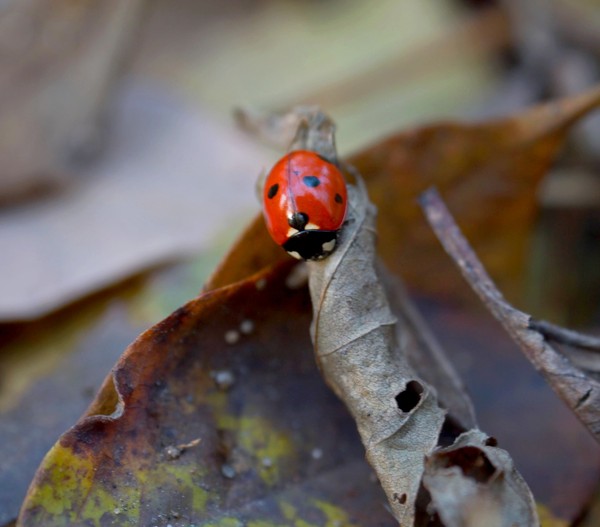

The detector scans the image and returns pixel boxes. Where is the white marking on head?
[305,222,320,230]
[287,227,299,237]
[287,251,302,260]
[322,239,336,253]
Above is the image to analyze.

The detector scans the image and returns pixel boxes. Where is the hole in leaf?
[485,436,498,447]
[438,446,496,484]
[395,380,424,412]
[398,493,407,504]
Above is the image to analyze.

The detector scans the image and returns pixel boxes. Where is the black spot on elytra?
[267,183,279,199]
[335,193,343,204]
[288,212,309,230]
[303,175,320,188]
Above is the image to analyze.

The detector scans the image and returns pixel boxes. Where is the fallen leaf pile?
[16,88,600,526]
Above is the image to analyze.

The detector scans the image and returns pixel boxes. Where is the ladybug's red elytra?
[262,150,348,260]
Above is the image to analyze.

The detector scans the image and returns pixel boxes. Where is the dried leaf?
[0,0,145,203]
[417,297,600,522]
[18,262,395,527]
[307,178,538,525]
[423,430,538,527]
[382,270,476,432]
[307,181,445,524]
[347,85,600,303]
[0,85,269,321]
[420,187,600,442]
[220,88,600,302]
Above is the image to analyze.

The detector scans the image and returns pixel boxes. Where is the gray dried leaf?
[307,180,446,524]
[381,269,477,432]
[423,430,539,527]
[235,106,334,154]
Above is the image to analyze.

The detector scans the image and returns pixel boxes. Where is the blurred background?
[2,0,600,524]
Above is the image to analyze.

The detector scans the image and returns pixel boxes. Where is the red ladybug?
[262,150,348,260]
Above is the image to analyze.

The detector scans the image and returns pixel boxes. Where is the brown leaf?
[18,262,395,526]
[16,89,600,525]
[230,88,600,306]
[347,85,600,303]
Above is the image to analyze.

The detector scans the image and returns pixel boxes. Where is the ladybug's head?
[282,229,338,260]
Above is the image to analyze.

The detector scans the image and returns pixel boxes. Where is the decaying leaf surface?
[423,430,538,527]
[10,262,599,526]
[235,87,600,304]
[307,181,444,524]
[16,89,600,526]
[18,262,395,527]
[306,179,537,525]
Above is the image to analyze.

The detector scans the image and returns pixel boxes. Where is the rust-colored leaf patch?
[232,87,600,304]
[347,85,600,303]
[18,262,392,527]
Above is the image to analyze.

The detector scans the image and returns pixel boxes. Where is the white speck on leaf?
[224,329,240,345]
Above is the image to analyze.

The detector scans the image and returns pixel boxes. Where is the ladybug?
[262,150,348,260]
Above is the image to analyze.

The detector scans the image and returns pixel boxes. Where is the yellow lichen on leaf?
[207,390,294,486]
[313,499,360,527]
[24,443,138,527]
[536,503,569,527]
